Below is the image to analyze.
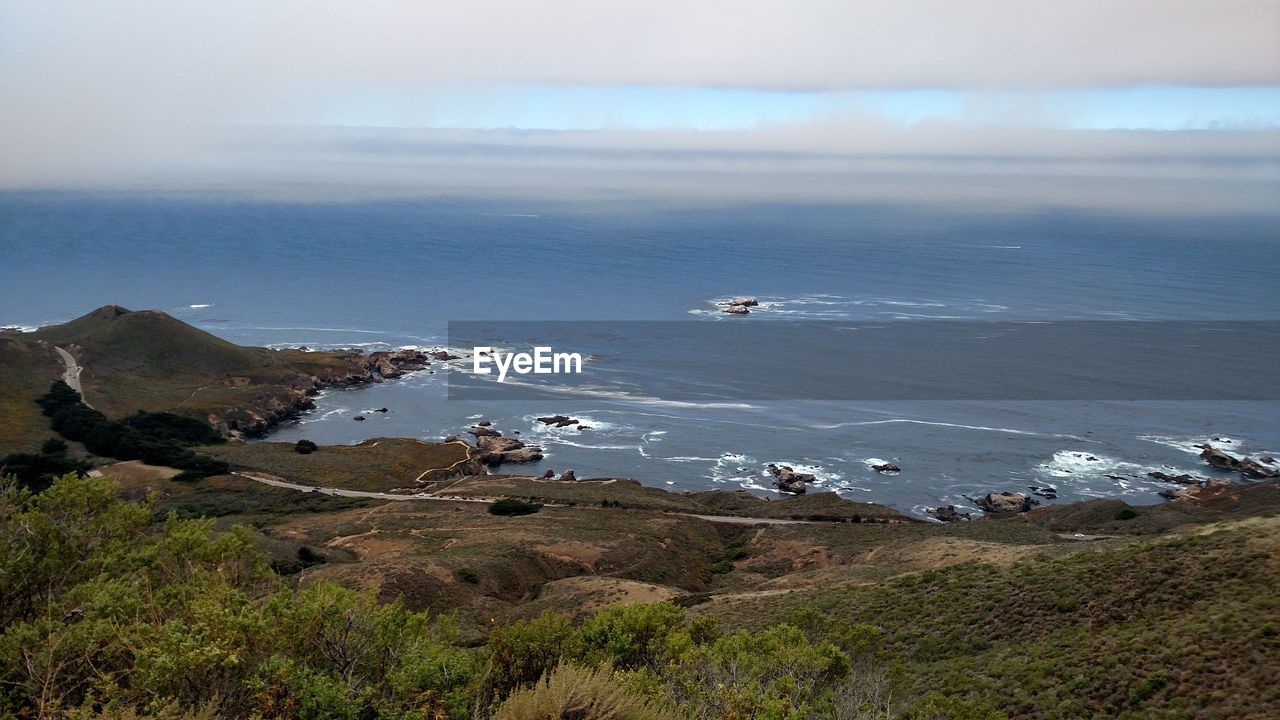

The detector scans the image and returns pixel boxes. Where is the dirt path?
[231,471,492,503]
[232,471,819,525]
[674,513,820,526]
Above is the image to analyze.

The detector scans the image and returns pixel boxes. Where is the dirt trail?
[232,472,819,525]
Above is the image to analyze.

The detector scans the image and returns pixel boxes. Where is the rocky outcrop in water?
[1147,471,1202,485]
[1198,446,1279,479]
[871,462,900,474]
[474,433,544,465]
[767,464,811,494]
[927,505,970,522]
[970,491,1038,513]
[537,415,580,428]
[720,296,757,315]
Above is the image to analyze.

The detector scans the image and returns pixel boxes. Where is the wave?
[217,325,394,335]
[813,418,1089,441]
[467,373,759,410]
[1139,434,1242,454]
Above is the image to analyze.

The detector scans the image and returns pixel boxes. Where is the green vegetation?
[493,664,672,720]
[36,380,229,479]
[294,439,318,454]
[0,436,89,492]
[134,474,375,522]
[2,474,1277,719]
[489,498,542,516]
[0,475,893,719]
[704,521,1280,719]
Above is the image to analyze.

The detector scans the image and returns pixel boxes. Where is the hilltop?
[0,305,434,451]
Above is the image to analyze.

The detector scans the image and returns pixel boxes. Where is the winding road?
[54,346,91,407]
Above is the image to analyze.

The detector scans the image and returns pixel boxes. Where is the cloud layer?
[1,0,1277,210]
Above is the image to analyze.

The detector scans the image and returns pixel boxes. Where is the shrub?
[1115,506,1138,520]
[489,498,541,516]
[294,439,319,454]
[485,611,579,703]
[0,436,89,491]
[493,664,673,720]
[456,567,479,584]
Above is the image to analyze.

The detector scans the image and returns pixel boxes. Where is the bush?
[455,567,479,584]
[489,498,542,516]
[485,611,579,703]
[294,439,319,455]
[1115,506,1138,520]
[1,436,89,491]
[493,664,673,720]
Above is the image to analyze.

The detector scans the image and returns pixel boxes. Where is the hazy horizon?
[2,1,1278,212]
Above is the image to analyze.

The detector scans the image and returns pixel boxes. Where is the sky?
[1,0,1278,210]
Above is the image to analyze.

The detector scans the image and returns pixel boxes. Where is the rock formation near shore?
[223,350,435,437]
[970,491,1038,513]
[1198,446,1280,479]
[928,505,970,522]
[461,425,545,466]
[767,464,811,494]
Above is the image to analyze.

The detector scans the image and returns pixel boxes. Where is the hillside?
[0,336,62,453]
[3,470,1276,719]
[17,305,432,435]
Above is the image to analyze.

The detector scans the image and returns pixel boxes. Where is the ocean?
[3,190,1278,517]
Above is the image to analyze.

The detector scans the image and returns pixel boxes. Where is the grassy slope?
[204,438,474,492]
[445,476,914,521]
[26,305,363,425]
[689,488,913,522]
[702,515,1280,720]
[0,337,61,454]
[268,499,736,636]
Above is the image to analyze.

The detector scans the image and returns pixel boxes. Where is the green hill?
[0,336,62,454]
[18,305,413,435]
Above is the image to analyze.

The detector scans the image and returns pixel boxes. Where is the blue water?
[3,191,1278,516]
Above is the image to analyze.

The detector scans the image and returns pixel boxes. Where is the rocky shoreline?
[927,443,1278,521]
[220,349,443,437]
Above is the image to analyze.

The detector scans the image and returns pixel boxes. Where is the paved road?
[54,346,90,406]
[231,471,818,524]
